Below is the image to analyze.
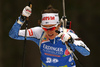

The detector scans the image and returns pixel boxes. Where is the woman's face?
[42,24,60,40]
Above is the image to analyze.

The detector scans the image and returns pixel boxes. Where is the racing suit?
[9,16,90,67]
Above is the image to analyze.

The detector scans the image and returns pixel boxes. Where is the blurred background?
[0,0,100,67]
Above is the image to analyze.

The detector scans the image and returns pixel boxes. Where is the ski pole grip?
[26,2,32,21]
[55,30,60,34]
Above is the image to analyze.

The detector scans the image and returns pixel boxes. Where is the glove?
[22,6,32,17]
[58,32,71,43]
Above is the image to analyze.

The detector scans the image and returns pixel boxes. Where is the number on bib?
[46,57,59,63]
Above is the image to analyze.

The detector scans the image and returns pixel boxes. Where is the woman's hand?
[58,32,71,43]
[22,6,32,17]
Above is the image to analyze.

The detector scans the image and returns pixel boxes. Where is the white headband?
[41,13,59,25]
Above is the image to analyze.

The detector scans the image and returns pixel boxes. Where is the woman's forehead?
[42,24,56,27]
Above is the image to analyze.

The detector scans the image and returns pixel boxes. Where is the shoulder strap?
[39,32,46,48]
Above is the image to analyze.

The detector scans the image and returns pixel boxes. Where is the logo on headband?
[45,22,49,24]
[41,13,59,25]
[42,16,55,21]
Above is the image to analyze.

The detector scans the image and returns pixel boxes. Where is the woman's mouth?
[48,34,54,37]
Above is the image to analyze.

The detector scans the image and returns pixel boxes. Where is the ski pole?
[22,2,32,67]
[61,0,84,67]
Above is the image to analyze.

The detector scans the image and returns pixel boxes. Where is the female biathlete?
[9,5,90,67]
